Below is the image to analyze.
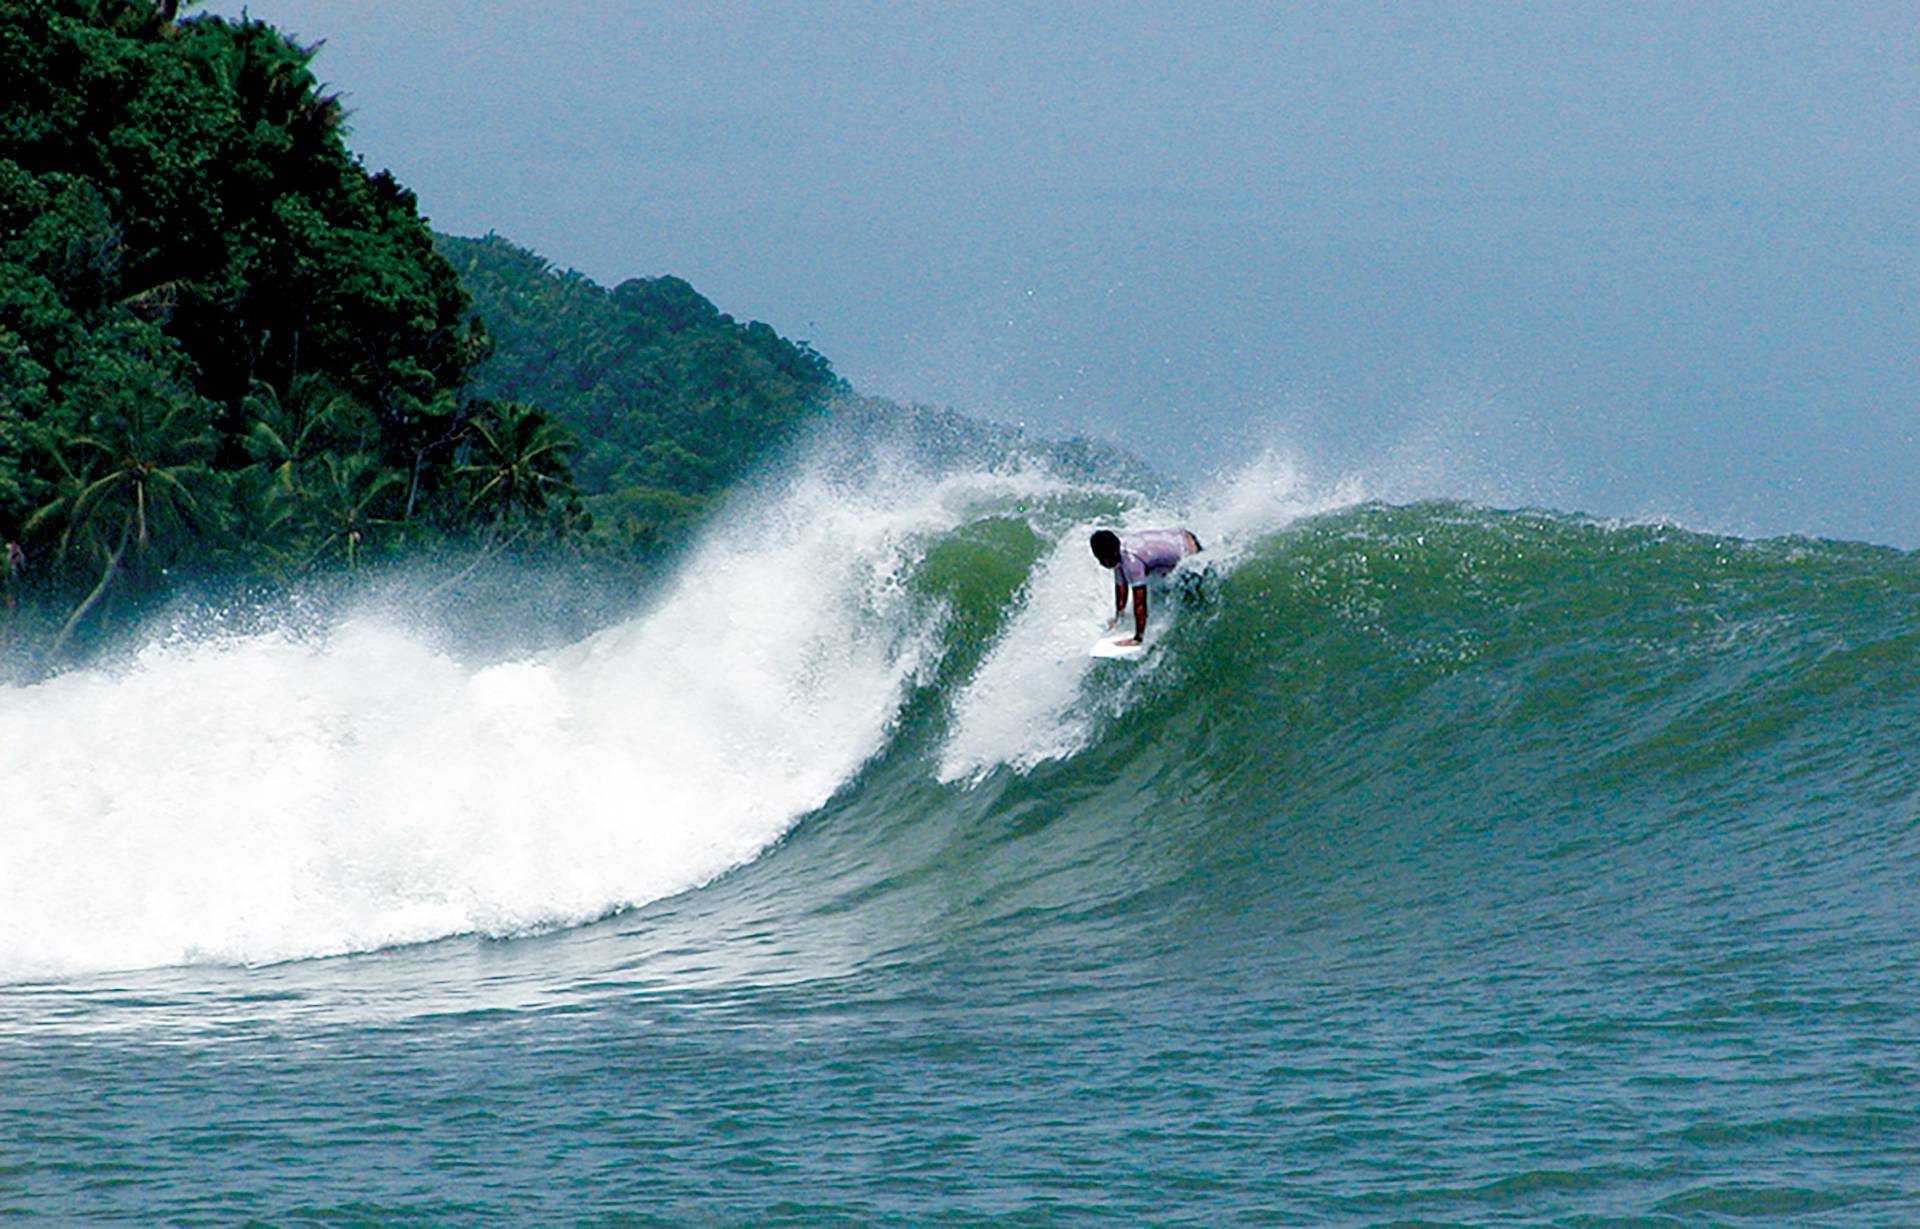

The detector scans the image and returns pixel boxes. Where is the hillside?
[0,3,846,657]
[438,232,844,553]
[0,1,488,646]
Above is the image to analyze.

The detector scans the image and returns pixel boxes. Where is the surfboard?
[1090,634,1146,660]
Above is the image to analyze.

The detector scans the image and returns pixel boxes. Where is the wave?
[3,436,1917,983]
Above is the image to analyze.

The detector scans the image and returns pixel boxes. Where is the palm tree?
[25,395,212,652]
[241,373,371,487]
[225,376,359,576]
[456,401,576,542]
[292,452,401,571]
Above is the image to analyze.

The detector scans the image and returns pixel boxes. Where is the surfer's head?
[1089,530,1121,568]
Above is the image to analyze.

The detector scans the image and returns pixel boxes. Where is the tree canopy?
[0,2,844,657]
[0,0,493,628]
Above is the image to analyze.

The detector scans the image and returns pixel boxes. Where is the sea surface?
[3,441,1918,1225]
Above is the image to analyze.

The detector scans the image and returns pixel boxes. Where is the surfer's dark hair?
[1089,530,1121,564]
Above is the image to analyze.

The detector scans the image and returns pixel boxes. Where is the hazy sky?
[200,1,1916,544]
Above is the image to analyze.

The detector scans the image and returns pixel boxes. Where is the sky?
[199,1,1916,544]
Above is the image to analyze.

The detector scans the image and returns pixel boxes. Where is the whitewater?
[4,430,1918,1225]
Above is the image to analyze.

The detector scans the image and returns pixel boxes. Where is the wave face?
[2,448,1917,986]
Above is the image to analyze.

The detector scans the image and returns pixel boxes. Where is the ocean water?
[3,442,1918,1226]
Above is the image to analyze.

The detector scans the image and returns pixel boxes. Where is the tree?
[281,452,401,572]
[23,323,215,649]
[456,399,576,541]
[0,324,50,535]
[0,1,502,633]
[239,372,373,487]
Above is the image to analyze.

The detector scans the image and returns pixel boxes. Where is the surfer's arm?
[1119,585,1147,646]
[1112,579,1128,624]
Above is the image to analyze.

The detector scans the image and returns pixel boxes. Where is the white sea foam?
[0,457,1062,980]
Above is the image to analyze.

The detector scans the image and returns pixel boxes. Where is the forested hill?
[0,1,845,659]
[0,1,487,649]
[437,233,844,553]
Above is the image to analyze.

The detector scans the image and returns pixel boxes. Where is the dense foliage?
[0,0,501,643]
[0,1,839,657]
[438,233,842,554]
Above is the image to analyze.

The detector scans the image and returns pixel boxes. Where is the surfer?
[1090,527,1202,646]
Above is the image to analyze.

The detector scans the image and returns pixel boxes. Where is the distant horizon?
[199,0,1918,547]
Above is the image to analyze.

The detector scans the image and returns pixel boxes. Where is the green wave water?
[4,474,1918,1225]
[764,502,1920,966]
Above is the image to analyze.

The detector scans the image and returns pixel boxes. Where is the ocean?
[3,439,1917,1225]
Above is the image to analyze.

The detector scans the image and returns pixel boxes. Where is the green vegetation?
[439,233,843,555]
[0,0,480,646]
[0,1,839,660]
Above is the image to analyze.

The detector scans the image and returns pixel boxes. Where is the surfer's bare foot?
[1116,637,1141,647]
